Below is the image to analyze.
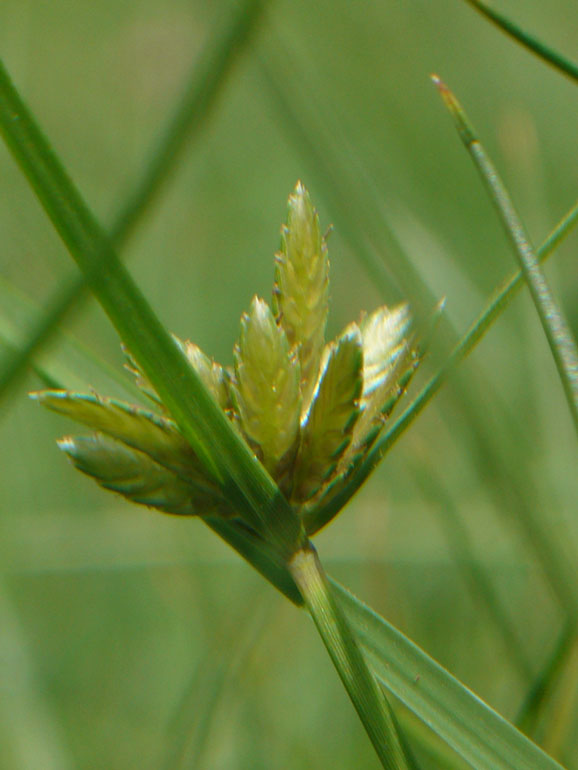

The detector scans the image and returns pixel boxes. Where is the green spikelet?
[124,335,230,411]
[273,181,329,408]
[292,327,363,503]
[350,303,412,455]
[230,296,302,478]
[59,434,226,516]
[32,391,206,481]
[175,338,231,410]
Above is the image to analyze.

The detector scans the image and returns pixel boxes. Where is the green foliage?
[1,1,577,768]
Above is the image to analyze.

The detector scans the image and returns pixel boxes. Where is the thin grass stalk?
[461,0,578,84]
[308,197,578,534]
[0,0,267,401]
[290,544,418,770]
[433,75,578,435]
[0,56,303,553]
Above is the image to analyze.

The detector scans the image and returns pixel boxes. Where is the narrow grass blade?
[333,580,567,770]
[0,0,267,402]
[290,545,419,770]
[433,75,578,435]
[0,58,303,554]
[461,0,578,84]
[313,198,578,530]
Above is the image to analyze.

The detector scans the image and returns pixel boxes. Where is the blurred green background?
[0,0,577,767]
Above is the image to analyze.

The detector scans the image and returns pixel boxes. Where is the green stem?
[433,75,578,436]
[461,0,578,84]
[289,544,417,770]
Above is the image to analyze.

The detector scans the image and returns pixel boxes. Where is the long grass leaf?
[0,0,267,402]
[433,76,578,435]
[333,580,567,770]
[461,0,578,84]
[0,57,302,553]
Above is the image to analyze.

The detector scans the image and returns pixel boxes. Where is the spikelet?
[291,327,363,502]
[124,335,230,412]
[59,433,226,516]
[230,296,301,480]
[31,391,209,484]
[273,182,329,409]
[350,303,413,456]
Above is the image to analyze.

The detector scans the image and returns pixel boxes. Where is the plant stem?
[433,75,578,436]
[461,0,578,84]
[289,543,417,770]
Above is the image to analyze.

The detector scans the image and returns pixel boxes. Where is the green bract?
[32,182,418,533]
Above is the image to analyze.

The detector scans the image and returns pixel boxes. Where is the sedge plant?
[31,181,420,769]
[1,2,577,763]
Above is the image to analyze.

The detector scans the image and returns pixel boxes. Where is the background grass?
[0,0,577,767]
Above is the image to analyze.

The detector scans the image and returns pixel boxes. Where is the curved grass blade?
[0,57,303,554]
[461,0,578,84]
[333,580,567,770]
[433,75,578,436]
[0,0,268,402]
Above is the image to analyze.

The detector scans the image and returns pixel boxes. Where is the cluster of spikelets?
[33,183,417,532]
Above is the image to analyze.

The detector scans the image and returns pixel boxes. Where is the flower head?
[33,182,418,534]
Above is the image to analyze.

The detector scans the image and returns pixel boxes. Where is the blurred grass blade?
[290,546,419,770]
[162,598,270,770]
[516,620,577,736]
[333,580,567,770]
[411,459,535,683]
[0,277,143,399]
[0,57,303,553]
[461,0,578,84]
[433,75,578,435]
[0,0,267,402]
[0,580,75,770]
[314,197,578,529]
